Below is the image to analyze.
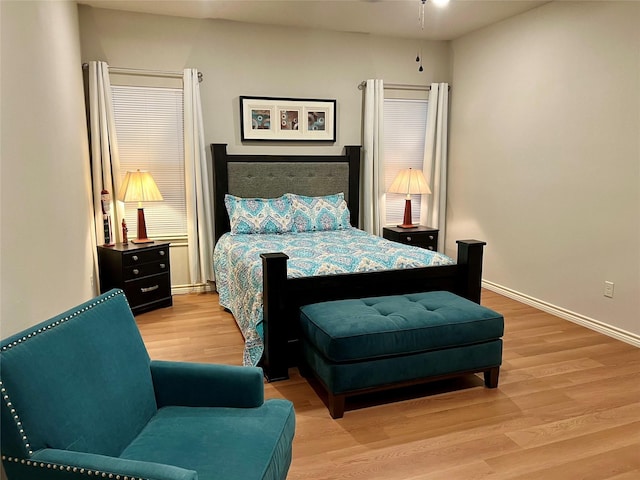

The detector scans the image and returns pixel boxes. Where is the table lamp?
[118,169,163,243]
[388,168,431,228]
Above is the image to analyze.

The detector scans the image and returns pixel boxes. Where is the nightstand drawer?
[123,273,171,310]
[122,246,169,266]
[402,233,436,248]
[125,261,169,280]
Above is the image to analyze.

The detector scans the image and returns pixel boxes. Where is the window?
[383,98,428,224]
[111,85,187,238]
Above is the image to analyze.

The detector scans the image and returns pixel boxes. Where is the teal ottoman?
[299,291,504,418]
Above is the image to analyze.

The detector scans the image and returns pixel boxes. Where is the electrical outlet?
[604,281,614,298]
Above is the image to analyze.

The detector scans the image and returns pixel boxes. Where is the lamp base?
[397,198,416,229]
[132,207,154,244]
[131,238,155,244]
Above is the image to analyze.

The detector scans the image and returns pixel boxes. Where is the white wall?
[0,0,95,338]
[449,1,640,340]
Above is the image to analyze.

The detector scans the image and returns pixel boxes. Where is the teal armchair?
[0,289,295,480]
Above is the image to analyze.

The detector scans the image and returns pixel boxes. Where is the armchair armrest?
[150,360,264,408]
[7,449,197,480]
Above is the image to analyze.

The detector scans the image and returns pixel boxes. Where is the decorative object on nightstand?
[118,169,163,244]
[97,242,172,315]
[100,189,115,246]
[122,218,128,243]
[383,225,439,251]
[388,168,431,228]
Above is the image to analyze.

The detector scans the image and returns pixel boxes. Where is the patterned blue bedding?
[213,227,455,366]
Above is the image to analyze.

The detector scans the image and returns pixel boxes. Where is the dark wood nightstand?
[97,242,172,315]
[383,226,439,251]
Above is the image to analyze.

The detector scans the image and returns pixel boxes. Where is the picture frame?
[240,96,336,142]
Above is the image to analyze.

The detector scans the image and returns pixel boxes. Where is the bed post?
[344,145,361,228]
[455,240,487,304]
[211,143,231,243]
[260,252,290,381]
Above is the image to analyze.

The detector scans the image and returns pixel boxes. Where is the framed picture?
[240,96,336,142]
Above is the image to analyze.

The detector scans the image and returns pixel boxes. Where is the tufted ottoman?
[299,291,504,418]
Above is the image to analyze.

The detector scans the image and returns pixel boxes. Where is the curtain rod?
[358,81,431,92]
[82,63,203,82]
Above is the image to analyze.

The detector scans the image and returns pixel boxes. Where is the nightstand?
[383,226,439,251]
[97,242,172,315]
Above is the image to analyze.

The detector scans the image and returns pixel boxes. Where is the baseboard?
[171,283,213,295]
[482,280,640,348]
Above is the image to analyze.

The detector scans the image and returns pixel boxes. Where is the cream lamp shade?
[388,168,431,229]
[118,170,163,243]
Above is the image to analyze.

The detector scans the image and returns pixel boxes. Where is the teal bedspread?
[213,227,454,366]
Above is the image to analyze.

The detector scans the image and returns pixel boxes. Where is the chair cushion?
[120,400,295,480]
[299,291,504,363]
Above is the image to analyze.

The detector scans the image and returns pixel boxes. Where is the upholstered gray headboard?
[227,162,350,199]
[210,144,362,242]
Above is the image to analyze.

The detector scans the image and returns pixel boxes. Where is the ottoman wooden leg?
[328,393,346,419]
[484,367,500,388]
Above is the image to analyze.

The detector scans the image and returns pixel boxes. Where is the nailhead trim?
[0,290,125,457]
[0,290,124,353]
[0,380,31,456]
[1,455,148,479]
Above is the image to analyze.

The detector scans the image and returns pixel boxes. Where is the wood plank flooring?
[136,290,640,479]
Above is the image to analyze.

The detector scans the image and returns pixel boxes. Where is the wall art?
[240,96,336,142]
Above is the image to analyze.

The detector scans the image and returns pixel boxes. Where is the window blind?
[383,98,429,224]
[111,85,187,238]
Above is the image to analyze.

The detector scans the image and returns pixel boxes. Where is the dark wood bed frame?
[211,143,486,381]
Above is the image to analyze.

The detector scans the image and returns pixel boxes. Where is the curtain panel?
[420,82,449,252]
[362,79,386,236]
[183,69,215,285]
[88,61,123,293]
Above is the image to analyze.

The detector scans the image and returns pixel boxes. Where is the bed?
[211,143,486,381]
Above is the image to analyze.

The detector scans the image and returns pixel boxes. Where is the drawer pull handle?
[428,246,434,250]
[406,236,412,242]
[141,285,159,293]
[160,263,166,269]
[132,269,140,275]
[132,255,139,262]
[429,235,434,240]
[159,250,166,256]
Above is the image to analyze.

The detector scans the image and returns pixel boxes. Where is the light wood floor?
[136,290,640,479]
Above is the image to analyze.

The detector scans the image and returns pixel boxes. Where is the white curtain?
[362,79,386,236]
[183,69,215,285]
[88,61,123,292]
[420,82,449,252]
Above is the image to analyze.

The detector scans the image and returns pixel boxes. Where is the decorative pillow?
[287,192,351,232]
[224,194,294,235]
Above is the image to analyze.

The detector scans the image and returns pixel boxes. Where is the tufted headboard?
[210,144,362,243]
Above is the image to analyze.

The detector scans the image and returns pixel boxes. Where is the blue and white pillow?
[225,194,294,235]
[287,192,351,232]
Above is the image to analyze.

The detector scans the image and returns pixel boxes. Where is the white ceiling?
[78,0,550,41]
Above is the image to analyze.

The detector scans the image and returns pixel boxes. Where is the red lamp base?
[131,207,154,244]
[131,238,155,244]
[396,198,418,229]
